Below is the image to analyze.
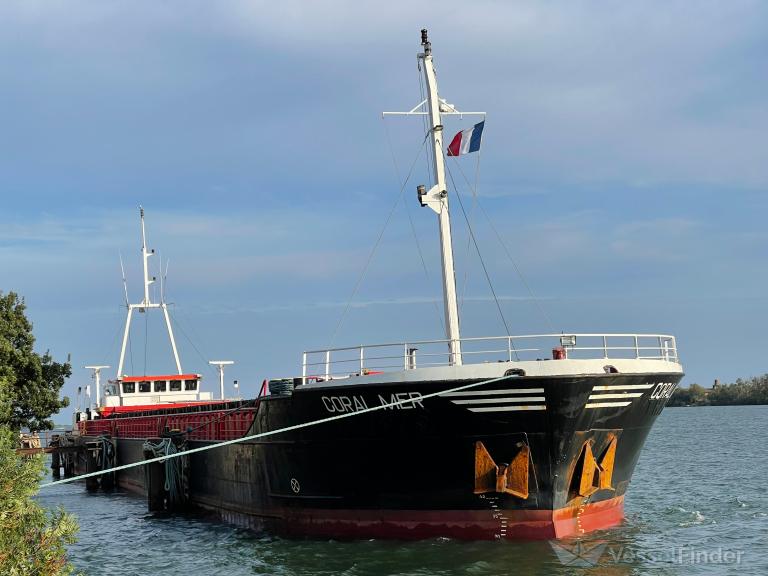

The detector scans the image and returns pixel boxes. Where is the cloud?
[0,208,378,319]
[611,217,701,262]
[3,0,766,198]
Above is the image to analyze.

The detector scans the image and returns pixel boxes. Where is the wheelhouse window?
[122,382,135,394]
[184,379,198,391]
[154,380,167,392]
[138,381,151,393]
[170,380,182,391]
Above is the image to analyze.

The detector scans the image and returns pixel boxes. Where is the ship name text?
[321,392,424,413]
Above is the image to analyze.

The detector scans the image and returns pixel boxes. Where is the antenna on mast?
[161,258,170,304]
[159,253,164,303]
[421,28,431,55]
[139,204,156,309]
[119,253,130,308]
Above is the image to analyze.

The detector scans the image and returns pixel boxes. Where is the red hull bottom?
[263,496,625,541]
[111,460,624,541]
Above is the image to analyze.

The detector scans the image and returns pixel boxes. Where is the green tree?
[0,292,79,574]
[0,381,79,575]
[667,383,706,406]
[0,292,71,431]
[670,376,768,407]
[688,383,708,404]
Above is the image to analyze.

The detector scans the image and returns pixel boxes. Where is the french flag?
[446,121,485,156]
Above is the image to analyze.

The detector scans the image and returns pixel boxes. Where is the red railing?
[79,405,258,441]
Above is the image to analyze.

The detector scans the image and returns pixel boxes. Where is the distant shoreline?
[667,376,768,407]
[667,403,767,407]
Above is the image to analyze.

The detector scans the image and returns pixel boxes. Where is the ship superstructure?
[80,208,215,417]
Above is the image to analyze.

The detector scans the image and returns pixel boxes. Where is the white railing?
[301,334,679,380]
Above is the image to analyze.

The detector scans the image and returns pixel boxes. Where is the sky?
[1,1,767,419]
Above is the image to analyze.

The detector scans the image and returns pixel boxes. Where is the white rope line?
[40,373,515,489]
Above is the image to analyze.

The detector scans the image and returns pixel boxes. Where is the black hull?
[85,372,682,539]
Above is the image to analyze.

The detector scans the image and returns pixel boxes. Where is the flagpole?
[419,29,462,366]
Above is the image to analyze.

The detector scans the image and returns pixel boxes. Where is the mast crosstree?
[383,29,485,366]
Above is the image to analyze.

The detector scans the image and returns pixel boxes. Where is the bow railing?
[301,333,679,381]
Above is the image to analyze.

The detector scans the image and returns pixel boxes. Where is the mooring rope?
[96,435,114,472]
[39,372,515,489]
[142,437,183,502]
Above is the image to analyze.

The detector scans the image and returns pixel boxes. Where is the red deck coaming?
[121,374,200,382]
[79,407,257,441]
[99,401,222,417]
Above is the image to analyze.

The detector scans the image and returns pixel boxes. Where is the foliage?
[668,375,768,407]
[666,383,709,406]
[0,385,79,576]
[0,292,71,431]
[0,292,79,574]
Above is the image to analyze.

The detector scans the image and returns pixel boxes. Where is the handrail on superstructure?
[301,334,679,380]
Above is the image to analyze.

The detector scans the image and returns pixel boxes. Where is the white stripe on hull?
[591,384,654,391]
[451,396,545,405]
[442,388,545,397]
[585,401,632,408]
[468,405,547,412]
[587,393,644,400]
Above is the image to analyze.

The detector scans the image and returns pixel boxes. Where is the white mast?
[418,30,462,365]
[384,30,485,365]
[208,360,234,400]
[116,207,183,379]
[84,365,110,408]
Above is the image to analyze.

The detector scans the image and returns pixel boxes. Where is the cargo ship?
[74,30,684,540]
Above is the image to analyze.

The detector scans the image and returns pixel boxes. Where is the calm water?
[38,406,768,575]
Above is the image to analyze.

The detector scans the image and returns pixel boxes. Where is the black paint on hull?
[89,372,682,539]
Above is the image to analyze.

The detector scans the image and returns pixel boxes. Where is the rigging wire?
[382,120,446,337]
[167,308,219,380]
[445,160,518,360]
[328,133,430,349]
[403,200,446,337]
[449,157,557,334]
[469,152,482,282]
[458,154,480,311]
[97,306,128,370]
[460,151,484,309]
[182,396,261,435]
